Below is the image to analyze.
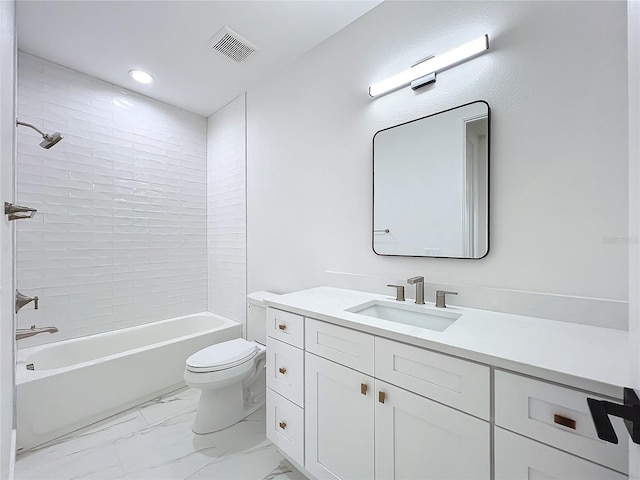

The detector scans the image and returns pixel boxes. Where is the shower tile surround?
[207,95,247,328]
[16,52,208,344]
[14,387,305,480]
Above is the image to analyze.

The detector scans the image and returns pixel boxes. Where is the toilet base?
[191,370,266,435]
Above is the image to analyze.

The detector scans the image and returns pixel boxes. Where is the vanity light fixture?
[129,69,154,84]
[368,34,489,98]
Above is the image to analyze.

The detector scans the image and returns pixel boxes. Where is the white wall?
[0,1,16,475]
[16,53,208,346]
[207,95,247,329]
[247,1,628,328]
[628,0,640,476]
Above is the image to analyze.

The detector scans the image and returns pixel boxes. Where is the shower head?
[39,132,63,149]
[16,120,64,149]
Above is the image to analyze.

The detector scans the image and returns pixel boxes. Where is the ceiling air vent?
[207,26,257,63]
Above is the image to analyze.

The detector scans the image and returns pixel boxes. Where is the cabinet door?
[305,352,374,480]
[495,427,626,480]
[375,380,490,480]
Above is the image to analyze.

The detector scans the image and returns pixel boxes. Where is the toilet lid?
[186,338,258,372]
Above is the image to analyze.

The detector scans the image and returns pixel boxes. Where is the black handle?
[587,398,619,443]
[587,388,640,445]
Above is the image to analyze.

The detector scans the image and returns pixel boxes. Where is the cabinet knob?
[279,367,287,374]
[278,324,287,331]
[279,421,286,429]
[361,383,368,395]
[379,391,386,404]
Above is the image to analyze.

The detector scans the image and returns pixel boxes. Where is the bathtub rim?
[16,311,240,383]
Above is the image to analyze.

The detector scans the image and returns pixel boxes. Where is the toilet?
[183,291,276,434]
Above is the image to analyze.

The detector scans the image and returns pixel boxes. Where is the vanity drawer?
[495,427,626,480]
[266,336,304,407]
[495,370,628,474]
[266,389,304,467]
[375,337,490,420]
[305,318,374,375]
[266,308,304,348]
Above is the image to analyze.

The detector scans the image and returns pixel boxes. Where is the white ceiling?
[16,1,381,117]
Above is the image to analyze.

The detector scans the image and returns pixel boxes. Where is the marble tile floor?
[15,387,307,480]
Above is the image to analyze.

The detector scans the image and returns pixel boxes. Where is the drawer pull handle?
[553,414,576,430]
[279,421,286,429]
[379,391,386,404]
[278,367,287,374]
[278,324,287,331]
[361,383,368,395]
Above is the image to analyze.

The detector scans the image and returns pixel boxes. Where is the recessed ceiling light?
[129,69,153,84]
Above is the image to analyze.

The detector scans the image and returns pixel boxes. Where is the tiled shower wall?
[206,95,246,328]
[16,53,208,345]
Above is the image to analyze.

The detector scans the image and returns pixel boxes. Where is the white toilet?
[183,292,275,434]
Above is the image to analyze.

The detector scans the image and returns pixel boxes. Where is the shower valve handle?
[16,290,39,313]
[4,202,37,221]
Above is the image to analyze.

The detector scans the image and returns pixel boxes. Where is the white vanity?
[263,286,630,480]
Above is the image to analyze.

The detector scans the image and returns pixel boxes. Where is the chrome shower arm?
[16,119,64,149]
[16,120,47,137]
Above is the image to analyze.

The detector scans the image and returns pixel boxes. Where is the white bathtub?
[16,312,241,450]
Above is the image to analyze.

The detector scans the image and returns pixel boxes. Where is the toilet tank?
[246,291,280,345]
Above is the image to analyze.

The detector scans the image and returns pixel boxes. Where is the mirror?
[373,101,489,258]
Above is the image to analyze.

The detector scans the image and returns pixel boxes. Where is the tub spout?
[16,325,58,341]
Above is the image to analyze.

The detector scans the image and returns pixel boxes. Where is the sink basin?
[346,300,461,332]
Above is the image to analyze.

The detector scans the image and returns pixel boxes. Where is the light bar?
[369,35,489,98]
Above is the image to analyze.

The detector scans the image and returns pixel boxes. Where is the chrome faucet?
[407,276,425,305]
[16,325,58,340]
[387,284,405,301]
[15,290,38,314]
[435,290,458,308]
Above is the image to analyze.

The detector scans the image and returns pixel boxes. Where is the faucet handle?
[435,290,458,308]
[387,284,405,302]
[15,290,39,313]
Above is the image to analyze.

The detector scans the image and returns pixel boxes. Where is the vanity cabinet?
[304,318,490,480]
[265,303,629,480]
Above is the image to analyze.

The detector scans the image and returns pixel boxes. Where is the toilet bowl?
[184,337,266,434]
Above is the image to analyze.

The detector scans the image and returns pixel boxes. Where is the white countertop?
[264,286,629,399]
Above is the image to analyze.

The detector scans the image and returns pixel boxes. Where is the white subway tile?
[17,52,208,343]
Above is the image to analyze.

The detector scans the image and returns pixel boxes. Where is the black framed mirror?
[373,101,490,258]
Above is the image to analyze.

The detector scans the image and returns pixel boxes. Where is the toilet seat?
[186,338,258,373]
